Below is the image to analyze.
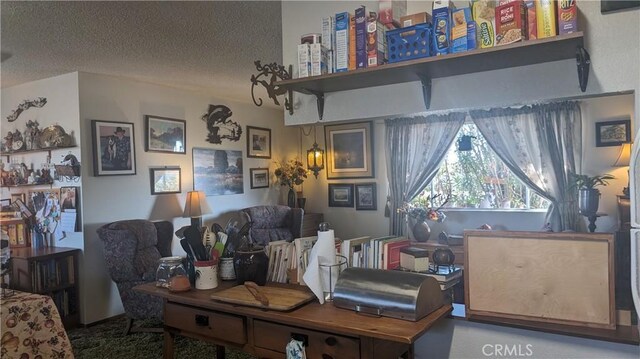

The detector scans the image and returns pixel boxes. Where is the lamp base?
[191,217,202,230]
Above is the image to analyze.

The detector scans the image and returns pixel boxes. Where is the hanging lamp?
[306,126,324,178]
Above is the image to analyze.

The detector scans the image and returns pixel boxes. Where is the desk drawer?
[253,320,359,359]
[164,302,246,345]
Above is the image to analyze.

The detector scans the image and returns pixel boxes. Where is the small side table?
[583,212,608,233]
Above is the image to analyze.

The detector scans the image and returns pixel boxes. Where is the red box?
[495,1,526,46]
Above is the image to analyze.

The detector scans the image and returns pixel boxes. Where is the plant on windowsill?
[569,173,615,215]
[274,159,308,208]
[398,194,449,243]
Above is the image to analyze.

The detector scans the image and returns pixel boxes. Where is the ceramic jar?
[234,244,269,286]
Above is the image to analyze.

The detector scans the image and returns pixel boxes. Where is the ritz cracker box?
[557,0,577,35]
[433,0,456,56]
[495,0,526,46]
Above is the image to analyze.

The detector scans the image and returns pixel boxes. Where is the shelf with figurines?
[1,121,76,157]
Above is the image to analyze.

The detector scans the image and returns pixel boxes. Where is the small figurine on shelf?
[2,132,13,152]
[11,130,25,151]
[25,120,41,150]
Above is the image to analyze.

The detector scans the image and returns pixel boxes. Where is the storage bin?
[386,23,432,63]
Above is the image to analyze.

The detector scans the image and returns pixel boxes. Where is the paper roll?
[302,229,336,304]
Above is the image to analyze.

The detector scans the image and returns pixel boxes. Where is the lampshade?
[613,143,631,167]
[307,142,325,178]
[182,191,209,218]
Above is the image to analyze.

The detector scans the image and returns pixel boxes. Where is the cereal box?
[297,44,310,78]
[310,44,328,77]
[379,0,407,29]
[335,12,349,72]
[451,8,473,53]
[322,16,335,73]
[472,0,496,48]
[557,0,577,34]
[349,14,356,70]
[355,6,367,69]
[524,0,537,40]
[467,21,478,50]
[536,0,557,38]
[495,0,526,46]
[433,0,456,56]
[367,13,386,67]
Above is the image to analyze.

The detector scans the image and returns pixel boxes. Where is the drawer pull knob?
[322,355,334,359]
[195,314,209,327]
[325,337,337,346]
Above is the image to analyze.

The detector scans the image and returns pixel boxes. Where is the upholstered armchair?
[97,219,173,334]
[240,205,303,246]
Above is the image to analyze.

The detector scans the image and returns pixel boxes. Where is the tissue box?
[400,246,430,272]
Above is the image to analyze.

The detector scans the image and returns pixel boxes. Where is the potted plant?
[274,159,308,208]
[569,173,615,215]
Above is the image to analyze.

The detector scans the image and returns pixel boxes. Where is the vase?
[287,188,296,208]
[578,188,600,215]
[412,220,431,243]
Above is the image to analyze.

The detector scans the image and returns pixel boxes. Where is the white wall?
[77,72,297,324]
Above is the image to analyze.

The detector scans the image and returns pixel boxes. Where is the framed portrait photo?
[250,168,270,189]
[193,147,244,196]
[325,121,374,179]
[144,115,186,154]
[12,198,33,219]
[247,126,272,159]
[150,167,181,195]
[595,118,631,147]
[355,182,377,210]
[92,120,136,176]
[328,183,354,208]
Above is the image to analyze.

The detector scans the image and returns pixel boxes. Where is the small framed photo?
[250,168,270,189]
[144,115,186,154]
[595,118,631,147]
[0,199,10,209]
[10,193,25,204]
[13,198,33,219]
[325,121,374,179]
[328,183,354,207]
[355,183,377,210]
[91,120,136,176]
[247,126,272,159]
[150,167,181,195]
[60,187,78,211]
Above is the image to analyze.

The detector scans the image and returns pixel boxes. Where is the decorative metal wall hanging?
[6,97,47,122]
[250,61,294,115]
[201,104,242,144]
[54,153,81,182]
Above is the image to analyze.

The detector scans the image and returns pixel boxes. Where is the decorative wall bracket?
[251,61,293,115]
[416,74,432,110]
[576,46,590,92]
[305,90,325,121]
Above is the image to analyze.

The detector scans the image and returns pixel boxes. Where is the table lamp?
[612,143,631,196]
[183,191,209,229]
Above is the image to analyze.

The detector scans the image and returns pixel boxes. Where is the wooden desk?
[135,282,451,359]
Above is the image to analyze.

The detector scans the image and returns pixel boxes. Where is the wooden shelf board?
[1,145,77,156]
[1,182,54,188]
[10,246,80,260]
[469,314,639,346]
[277,32,584,94]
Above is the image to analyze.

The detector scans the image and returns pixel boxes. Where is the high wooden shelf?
[1,145,76,158]
[276,32,587,120]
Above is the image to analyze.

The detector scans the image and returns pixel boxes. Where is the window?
[418,123,549,210]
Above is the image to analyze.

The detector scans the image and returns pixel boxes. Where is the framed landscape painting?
[91,120,136,176]
[246,126,271,158]
[150,167,181,195]
[325,121,374,179]
[355,182,377,210]
[250,168,269,189]
[145,115,186,154]
[595,118,631,147]
[192,148,243,196]
[328,183,354,207]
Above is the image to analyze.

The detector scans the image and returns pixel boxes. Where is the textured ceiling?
[1,1,283,106]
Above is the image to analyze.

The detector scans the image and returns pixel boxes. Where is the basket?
[386,23,432,63]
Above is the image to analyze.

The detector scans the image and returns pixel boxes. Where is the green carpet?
[68,317,255,359]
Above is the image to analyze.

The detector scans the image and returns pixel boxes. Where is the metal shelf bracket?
[305,90,325,121]
[576,46,590,92]
[417,74,432,110]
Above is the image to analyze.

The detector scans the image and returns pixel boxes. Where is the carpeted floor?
[68,316,255,359]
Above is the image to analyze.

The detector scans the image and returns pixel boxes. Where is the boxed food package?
[379,0,407,29]
[467,21,478,50]
[451,7,473,53]
[433,0,456,55]
[557,0,577,34]
[536,0,557,38]
[322,16,335,73]
[297,44,311,78]
[355,6,367,69]
[400,12,432,27]
[301,33,321,44]
[495,0,526,46]
[310,44,328,77]
[400,247,430,272]
[335,12,350,72]
[349,14,356,70]
[472,0,496,48]
[367,13,386,67]
[525,0,537,40]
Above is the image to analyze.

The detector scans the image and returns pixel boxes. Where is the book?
[294,236,318,285]
[340,236,371,267]
[383,238,411,270]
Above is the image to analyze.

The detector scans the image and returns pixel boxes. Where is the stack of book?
[340,235,411,270]
[423,264,463,291]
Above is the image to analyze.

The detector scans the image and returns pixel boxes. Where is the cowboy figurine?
[112,127,131,170]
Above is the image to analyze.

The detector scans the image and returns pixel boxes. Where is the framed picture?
[91,120,136,176]
[193,148,244,196]
[144,115,186,154]
[10,193,25,204]
[60,187,78,211]
[328,183,354,207]
[247,126,272,158]
[595,118,631,147]
[12,198,33,219]
[150,167,181,195]
[0,199,10,209]
[355,182,377,210]
[601,1,640,13]
[250,168,270,189]
[325,121,374,179]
